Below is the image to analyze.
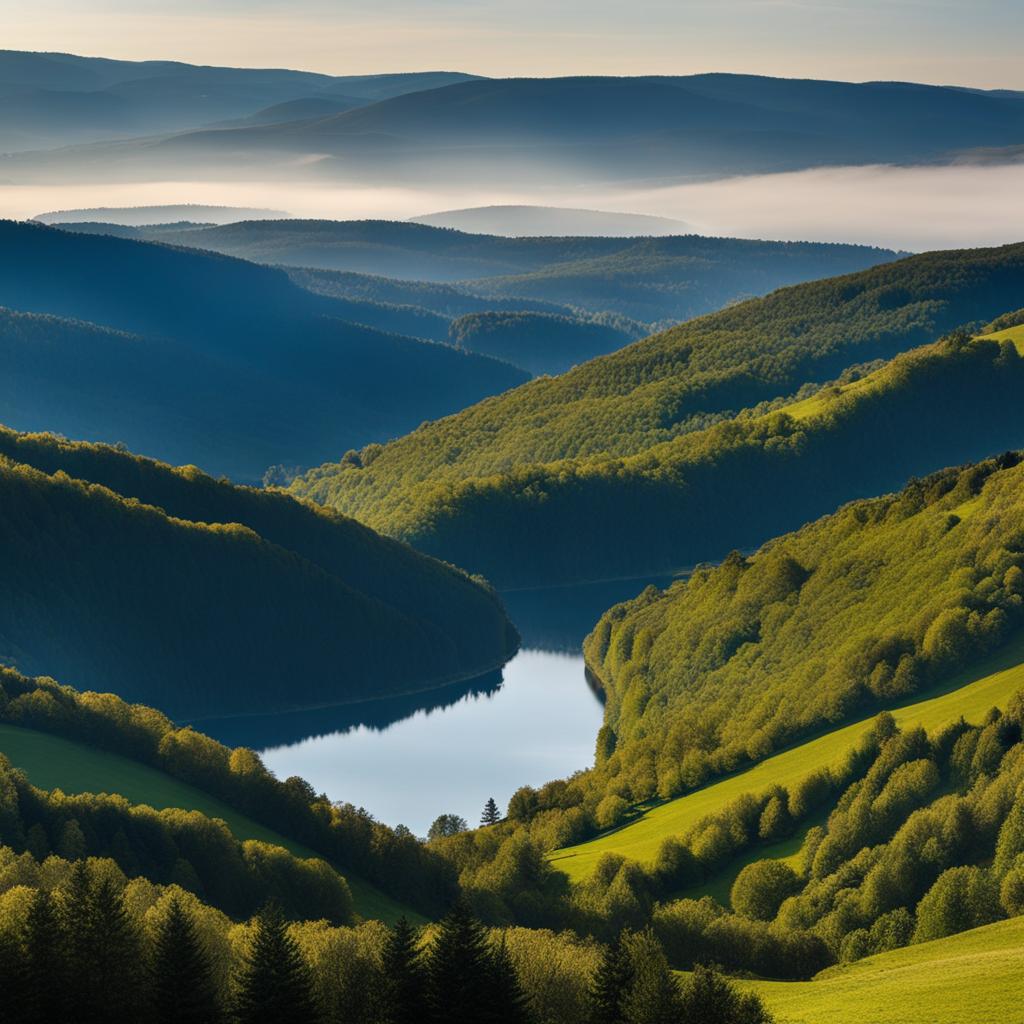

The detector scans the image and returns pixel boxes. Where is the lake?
[199,576,673,835]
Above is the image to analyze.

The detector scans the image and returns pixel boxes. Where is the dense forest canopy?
[292,245,1024,586]
[0,220,525,481]
[0,427,516,718]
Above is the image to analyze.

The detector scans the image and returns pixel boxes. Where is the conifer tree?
[381,917,428,1024]
[0,926,29,1024]
[426,898,495,1024]
[489,933,533,1024]
[21,888,68,1024]
[89,875,146,1023]
[151,896,223,1024]
[481,797,502,826]
[60,859,95,1004]
[234,903,319,1024]
[588,930,633,1024]
[621,929,680,1024]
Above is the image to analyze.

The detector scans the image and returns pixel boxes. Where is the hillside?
[0,49,478,153]
[740,916,1024,1024]
[410,205,693,237]
[12,73,1024,186]
[0,427,517,718]
[0,220,525,481]
[291,245,1024,586]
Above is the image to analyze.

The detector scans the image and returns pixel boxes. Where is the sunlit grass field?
[0,723,416,924]
[734,916,1024,1024]
[550,633,1024,882]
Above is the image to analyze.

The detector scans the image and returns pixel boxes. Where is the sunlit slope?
[550,632,1024,881]
[736,916,1024,1024]
[0,723,414,924]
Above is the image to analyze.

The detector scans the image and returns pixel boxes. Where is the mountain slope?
[0,221,525,481]
[0,427,517,718]
[291,245,1024,586]
[410,205,694,237]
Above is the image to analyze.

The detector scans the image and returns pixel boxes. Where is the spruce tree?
[0,926,30,1024]
[381,917,428,1024]
[620,929,680,1024]
[588,930,633,1024]
[60,860,95,1010]
[489,933,533,1024]
[234,903,319,1024]
[21,888,68,1024]
[481,797,502,826]
[151,896,223,1024]
[426,898,495,1024]
[89,875,146,1023]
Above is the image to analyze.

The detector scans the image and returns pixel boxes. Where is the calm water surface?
[201,577,673,835]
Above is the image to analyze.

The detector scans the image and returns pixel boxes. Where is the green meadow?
[0,723,415,924]
[735,916,1024,1024]
[550,632,1024,882]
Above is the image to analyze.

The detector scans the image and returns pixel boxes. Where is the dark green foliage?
[294,243,1024,588]
[489,935,534,1024]
[151,896,223,1024]
[677,964,772,1024]
[21,889,66,1024]
[588,930,633,1024]
[0,925,29,1024]
[380,918,428,1024]
[234,903,319,1024]
[429,814,470,841]
[426,898,498,1024]
[0,425,517,719]
[482,798,502,827]
[620,929,680,1024]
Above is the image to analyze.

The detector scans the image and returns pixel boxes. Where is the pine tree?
[489,933,533,1024]
[588,930,633,1024]
[678,963,772,1024]
[481,797,502,827]
[621,929,680,1024]
[234,903,319,1024]
[151,896,223,1024]
[89,875,146,1023]
[21,888,68,1024]
[426,898,495,1024]
[0,925,30,1024]
[381,917,428,1024]
[60,859,95,1008]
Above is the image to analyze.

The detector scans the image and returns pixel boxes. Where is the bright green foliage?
[150,896,223,1024]
[730,860,801,922]
[0,427,517,718]
[293,243,1024,586]
[912,867,1003,944]
[233,903,319,1024]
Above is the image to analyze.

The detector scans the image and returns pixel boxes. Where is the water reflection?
[198,575,675,833]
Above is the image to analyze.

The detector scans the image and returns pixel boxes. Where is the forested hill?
[291,245,1024,586]
[0,428,517,718]
[0,221,525,481]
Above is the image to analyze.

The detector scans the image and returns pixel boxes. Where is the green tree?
[730,860,801,922]
[588,930,633,1024]
[89,875,146,1023]
[0,926,29,1024]
[151,896,222,1024]
[380,917,428,1024]
[481,798,502,827]
[234,903,319,1024]
[621,929,681,1024]
[489,934,533,1024]
[426,898,495,1024]
[21,888,68,1024]
[428,814,469,841]
[677,964,772,1024]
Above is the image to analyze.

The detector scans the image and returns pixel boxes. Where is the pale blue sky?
[6,0,1024,88]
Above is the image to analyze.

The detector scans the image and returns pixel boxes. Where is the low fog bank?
[2,161,1023,252]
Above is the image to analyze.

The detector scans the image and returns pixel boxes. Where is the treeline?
[0,856,768,1024]
[0,428,517,718]
[0,756,353,922]
[306,329,1024,587]
[294,242,1024,566]
[0,667,457,916]
[583,452,1024,803]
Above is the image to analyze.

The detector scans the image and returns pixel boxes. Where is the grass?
[732,916,1024,1024]
[982,322,1024,354]
[0,724,418,925]
[550,633,1024,882]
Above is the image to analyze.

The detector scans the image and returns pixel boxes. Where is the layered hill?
[291,245,1024,587]
[409,205,694,237]
[0,220,525,481]
[0,427,517,718]
[10,72,1024,185]
[0,49,477,153]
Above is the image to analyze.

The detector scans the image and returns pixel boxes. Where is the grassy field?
[550,633,1024,882]
[983,322,1024,353]
[0,724,417,924]
[734,916,1024,1024]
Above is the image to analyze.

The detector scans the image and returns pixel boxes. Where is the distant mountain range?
[5,66,1024,185]
[0,49,478,153]
[34,203,288,225]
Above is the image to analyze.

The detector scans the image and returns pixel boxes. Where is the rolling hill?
[0,426,517,718]
[290,245,1024,587]
[10,72,1024,185]
[409,205,694,237]
[0,49,478,153]
[0,220,526,481]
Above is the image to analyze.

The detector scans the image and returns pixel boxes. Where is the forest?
[0,429,517,718]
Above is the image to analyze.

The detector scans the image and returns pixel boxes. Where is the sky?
[4,0,1024,88]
